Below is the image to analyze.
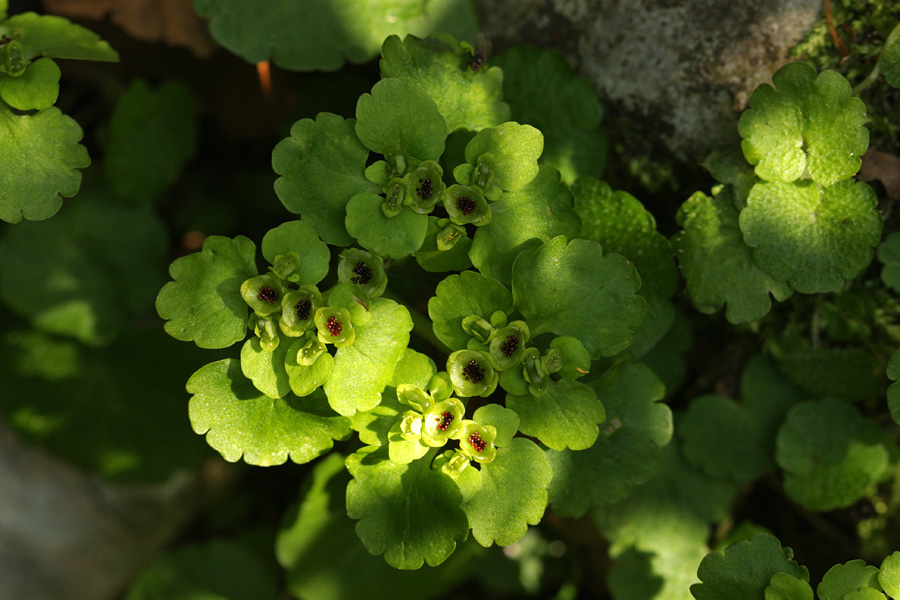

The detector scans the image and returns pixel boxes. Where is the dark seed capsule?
[436,411,454,431]
[457,196,477,216]
[463,359,485,383]
[469,51,485,71]
[295,299,312,321]
[257,286,279,303]
[468,432,487,452]
[500,335,518,358]
[326,316,343,337]
[416,178,433,200]
[350,260,373,285]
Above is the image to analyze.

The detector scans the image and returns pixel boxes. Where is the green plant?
[4,2,900,599]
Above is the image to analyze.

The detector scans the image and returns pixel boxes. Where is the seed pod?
[337,248,387,298]
[421,398,466,447]
[443,184,491,227]
[314,307,355,348]
[280,285,322,337]
[405,160,445,214]
[447,349,498,397]
[549,336,591,379]
[1,40,26,76]
[458,420,497,463]
[241,274,285,317]
[426,372,454,402]
[397,383,433,413]
[488,320,530,370]
[472,153,496,190]
[295,334,326,366]
[522,347,548,397]
[270,251,302,282]
[399,410,424,441]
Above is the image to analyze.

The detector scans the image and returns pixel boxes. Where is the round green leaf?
[104,79,199,204]
[187,359,351,466]
[739,179,882,294]
[817,560,882,600]
[546,363,672,516]
[692,534,809,600]
[5,12,119,61]
[156,235,257,349]
[355,78,447,162]
[573,177,677,299]
[775,398,889,511]
[345,192,429,258]
[507,379,605,451]
[346,445,468,569]
[469,165,581,285]
[766,572,814,600]
[261,220,330,285]
[0,57,60,110]
[428,270,513,351]
[273,112,376,246]
[739,62,867,186]
[0,103,90,223]
[463,122,543,192]
[672,187,793,323]
[324,297,413,416]
[511,236,646,359]
[461,438,552,547]
[878,552,900,599]
[379,33,509,132]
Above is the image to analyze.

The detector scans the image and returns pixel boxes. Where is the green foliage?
[104,79,199,204]
[194,0,476,71]
[775,398,889,511]
[0,104,90,223]
[739,62,867,186]
[817,560,882,600]
[691,534,809,600]
[673,187,793,323]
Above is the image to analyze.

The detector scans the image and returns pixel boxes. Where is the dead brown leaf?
[43,0,217,58]
[859,149,900,199]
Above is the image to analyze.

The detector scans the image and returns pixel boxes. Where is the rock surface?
[478,0,822,161]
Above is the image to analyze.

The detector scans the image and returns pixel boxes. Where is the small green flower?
[295,333,326,366]
[399,410,424,440]
[447,349,498,397]
[522,347,548,397]
[0,39,27,76]
[436,222,467,251]
[241,274,285,316]
[443,184,491,226]
[462,315,494,343]
[382,178,406,218]
[472,152,496,190]
[421,398,466,447]
[547,336,591,379]
[337,248,387,297]
[397,383,433,413]
[488,320,530,370]
[269,251,302,282]
[405,160,445,213]
[459,420,497,463]
[436,449,471,479]
[314,307,355,348]
[279,285,322,337]
[426,372,454,402]
[249,314,280,351]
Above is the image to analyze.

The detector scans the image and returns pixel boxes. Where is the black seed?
[468,432,486,452]
[350,260,373,285]
[416,178,433,200]
[258,286,279,303]
[463,359,484,383]
[469,51,485,71]
[436,411,454,431]
[500,335,518,358]
[457,196,477,216]
[295,299,312,321]
[326,316,343,337]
